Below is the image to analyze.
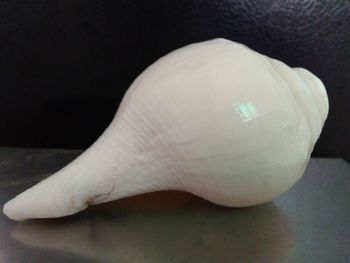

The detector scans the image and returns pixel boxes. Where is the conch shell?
[3,38,328,220]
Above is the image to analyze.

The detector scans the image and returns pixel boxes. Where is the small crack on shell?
[86,184,116,206]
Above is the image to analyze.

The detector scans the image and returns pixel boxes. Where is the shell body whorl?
[112,38,328,207]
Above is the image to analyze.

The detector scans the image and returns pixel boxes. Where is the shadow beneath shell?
[11,191,295,263]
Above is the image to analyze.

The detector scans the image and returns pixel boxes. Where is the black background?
[0,0,349,160]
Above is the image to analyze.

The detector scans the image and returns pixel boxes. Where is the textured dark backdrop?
[0,0,349,159]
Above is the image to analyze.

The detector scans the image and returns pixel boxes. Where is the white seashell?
[3,38,328,220]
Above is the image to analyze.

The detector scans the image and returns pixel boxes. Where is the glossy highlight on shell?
[3,38,328,221]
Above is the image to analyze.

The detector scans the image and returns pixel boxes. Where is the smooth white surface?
[3,38,328,220]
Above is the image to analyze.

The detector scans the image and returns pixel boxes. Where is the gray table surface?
[0,147,349,263]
